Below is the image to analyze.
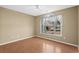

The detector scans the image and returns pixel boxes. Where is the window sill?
[41,33,62,37]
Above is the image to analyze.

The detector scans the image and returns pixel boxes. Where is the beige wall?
[78,6,79,45]
[0,7,35,44]
[35,6,78,45]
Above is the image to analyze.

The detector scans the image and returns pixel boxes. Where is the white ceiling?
[0,5,76,16]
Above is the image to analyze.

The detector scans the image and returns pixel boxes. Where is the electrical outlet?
[64,37,66,39]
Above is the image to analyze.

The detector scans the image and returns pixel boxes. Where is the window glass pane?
[40,14,62,36]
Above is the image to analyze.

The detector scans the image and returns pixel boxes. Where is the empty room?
[0,5,79,53]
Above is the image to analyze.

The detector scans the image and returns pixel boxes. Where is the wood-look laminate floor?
[0,37,78,53]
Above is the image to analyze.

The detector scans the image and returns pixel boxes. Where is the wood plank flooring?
[0,37,78,53]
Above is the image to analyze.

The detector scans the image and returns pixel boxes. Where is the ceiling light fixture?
[35,5,39,9]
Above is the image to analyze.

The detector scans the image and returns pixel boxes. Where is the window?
[40,14,63,36]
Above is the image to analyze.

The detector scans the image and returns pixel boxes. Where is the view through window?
[40,14,63,36]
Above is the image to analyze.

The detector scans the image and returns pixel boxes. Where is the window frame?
[40,14,63,37]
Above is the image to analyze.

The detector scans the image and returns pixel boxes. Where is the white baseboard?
[0,35,78,47]
[0,36,34,46]
[36,35,78,47]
